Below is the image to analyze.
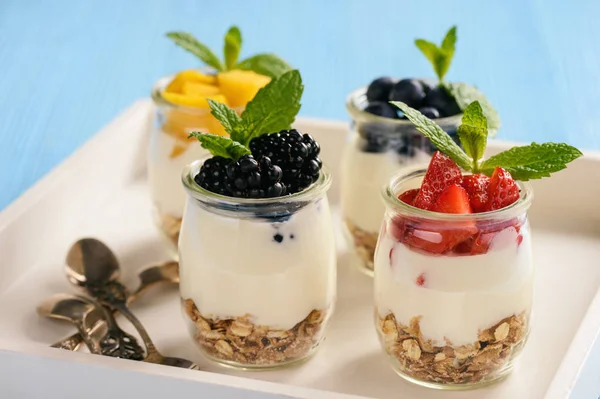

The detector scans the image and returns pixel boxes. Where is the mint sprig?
[188,133,251,160]
[166,26,291,78]
[415,26,456,82]
[392,101,582,180]
[189,69,303,160]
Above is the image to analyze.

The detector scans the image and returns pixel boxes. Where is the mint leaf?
[414,26,456,82]
[236,53,292,78]
[457,101,488,168]
[240,69,303,145]
[392,101,472,171]
[480,142,583,180]
[446,82,500,136]
[188,132,250,160]
[166,32,223,71]
[441,26,457,56]
[207,99,244,141]
[223,26,242,70]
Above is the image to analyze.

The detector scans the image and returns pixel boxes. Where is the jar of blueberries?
[341,78,462,274]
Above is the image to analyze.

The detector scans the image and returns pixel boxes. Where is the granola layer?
[184,299,326,366]
[378,312,527,385]
[346,219,378,271]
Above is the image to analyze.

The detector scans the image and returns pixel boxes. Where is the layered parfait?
[149,26,291,250]
[342,26,501,273]
[179,70,336,368]
[374,100,582,388]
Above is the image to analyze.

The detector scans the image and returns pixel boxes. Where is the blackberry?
[249,129,322,194]
[195,154,286,198]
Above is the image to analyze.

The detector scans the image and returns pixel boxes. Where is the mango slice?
[165,70,218,93]
[217,70,271,108]
[182,81,221,97]
[162,93,228,108]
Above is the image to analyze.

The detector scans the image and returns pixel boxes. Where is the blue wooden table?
[0,0,598,396]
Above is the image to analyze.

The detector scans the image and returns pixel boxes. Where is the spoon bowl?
[66,238,120,286]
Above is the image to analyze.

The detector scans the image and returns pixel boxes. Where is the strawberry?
[413,151,462,210]
[461,174,490,213]
[432,184,473,214]
[486,167,520,211]
[398,189,419,206]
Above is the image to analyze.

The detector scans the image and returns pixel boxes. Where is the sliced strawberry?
[461,174,490,212]
[486,167,520,211]
[413,152,462,210]
[398,189,419,206]
[432,184,473,214]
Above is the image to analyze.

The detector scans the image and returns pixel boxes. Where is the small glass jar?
[374,169,534,389]
[179,158,337,370]
[148,74,240,254]
[341,86,461,275]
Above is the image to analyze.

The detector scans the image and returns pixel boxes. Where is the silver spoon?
[38,294,105,353]
[66,238,198,370]
[53,260,179,350]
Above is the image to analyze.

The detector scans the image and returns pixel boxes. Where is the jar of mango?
[149,69,271,253]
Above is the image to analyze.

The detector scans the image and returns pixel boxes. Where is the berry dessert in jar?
[179,71,336,369]
[342,26,501,274]
[149,26,291,253]
[374,101,581,389]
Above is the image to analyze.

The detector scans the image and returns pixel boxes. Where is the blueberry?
[388,79,425,108]
[267,165,283,182]
[364,102,398,119]
[424,86,461,116]
[418,106,440,119]
[267,182,284,197]
[420,80,435,94]
[360,133,390,153]
[366,77,396,102]
[247,172,261,188]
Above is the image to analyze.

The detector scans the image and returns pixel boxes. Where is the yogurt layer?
[375,227,534,346]
[341,134,431,233]
[179,198,337,330]
[148,130,210,218]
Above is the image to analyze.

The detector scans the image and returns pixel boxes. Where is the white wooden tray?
[1,100,599,399]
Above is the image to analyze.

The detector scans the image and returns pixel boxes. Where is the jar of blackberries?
[341,79,461,275]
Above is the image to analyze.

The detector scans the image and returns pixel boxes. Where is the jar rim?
[182,155,332,211]
[345,84,463,126]
[151,70,244,114]
[382,167,534,221]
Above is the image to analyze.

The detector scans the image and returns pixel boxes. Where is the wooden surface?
[0,1,598,396]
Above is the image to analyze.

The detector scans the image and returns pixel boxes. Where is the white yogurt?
[374,226,534,346]
[341,134,431,233]
[179,197,337,330]
[148,130,210,218]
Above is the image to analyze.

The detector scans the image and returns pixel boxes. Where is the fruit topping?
[416,273,426,286]
[485,167,519,211]
[364,102,399,119]
[418,106,440,119]
[366,77,397,102]
[413,151,462,210]
[389,79,426,109]
[403,222,477,255]
[432,184,472,214]
[250,130,322,194]
[398,189,419,206]
[461,174,490,212]
[423,86,460,117]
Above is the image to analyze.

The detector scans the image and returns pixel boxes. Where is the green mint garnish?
[414,26,456,83]
[414,26,501,135]
[391,101,472,171]
[166,26,291,78]
[223,26,242,70]
[480,143,583,181]
[392,101,582,180]
[189,69,303,160]
[457,101,488,171]
[188,133,251,160]
[445,82,501,135]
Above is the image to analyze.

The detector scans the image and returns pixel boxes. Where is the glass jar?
[179,158,337,369]
[148,74,240,254]
[374,169,534,389]
[341,86,461,275]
